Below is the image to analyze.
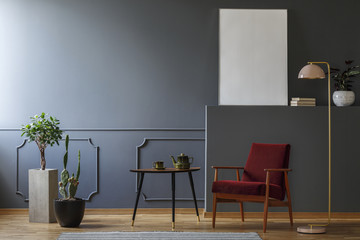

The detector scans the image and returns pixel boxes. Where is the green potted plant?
[54,134,85,227]
[21,112,63,170]
[331,60,360,106]
[21,112,63,223]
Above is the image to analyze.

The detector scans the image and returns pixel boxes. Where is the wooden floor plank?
[0,209,359,240]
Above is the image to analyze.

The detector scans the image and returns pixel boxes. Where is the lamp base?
[297,226,326,234]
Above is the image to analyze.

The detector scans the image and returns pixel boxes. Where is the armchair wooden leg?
[263,198,269,233]
[288,203,293,226]
[212,194,217,228]
[284,172,293,226]
[263,171,271,233]
[239,202,244,222]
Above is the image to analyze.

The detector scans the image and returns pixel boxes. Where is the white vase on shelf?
[332,90,355,107]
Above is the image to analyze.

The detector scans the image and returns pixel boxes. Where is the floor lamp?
[297,62,331,234]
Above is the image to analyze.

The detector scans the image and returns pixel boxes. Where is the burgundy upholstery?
[212,143,291,200]
[212,180,283,200]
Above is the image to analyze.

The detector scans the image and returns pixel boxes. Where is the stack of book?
[290,97,316,106]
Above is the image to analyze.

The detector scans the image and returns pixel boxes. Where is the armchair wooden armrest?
[212,166,244,169]
[212,166,245,181]
[264,168,292,172]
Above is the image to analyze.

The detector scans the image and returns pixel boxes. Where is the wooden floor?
[1,209,360,240]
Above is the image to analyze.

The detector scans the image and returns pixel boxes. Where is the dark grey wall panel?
[206,106,360,212]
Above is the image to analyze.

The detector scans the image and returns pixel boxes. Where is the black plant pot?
[54,198,85,227]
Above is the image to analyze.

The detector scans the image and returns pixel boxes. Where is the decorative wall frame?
[135,137,205,201]
[16,138,99,202]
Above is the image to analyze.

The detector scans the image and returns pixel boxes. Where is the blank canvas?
[219,9,288,105]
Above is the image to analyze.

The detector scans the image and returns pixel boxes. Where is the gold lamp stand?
[297,62,331,234]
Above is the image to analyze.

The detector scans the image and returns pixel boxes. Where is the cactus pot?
[54,198,85,227]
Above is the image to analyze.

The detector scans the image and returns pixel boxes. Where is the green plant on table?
[59,135,81,200]
[331,60,360,91]
[20,113,63,170]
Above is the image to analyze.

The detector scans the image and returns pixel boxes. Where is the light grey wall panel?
[16,138,99,201]
[136,138,205,201]
[1,129,205,208]
[206,106,360,212]
[0,0,218,128]
[0,0,213,208]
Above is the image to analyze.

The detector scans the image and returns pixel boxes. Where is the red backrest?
[242,143,290,188]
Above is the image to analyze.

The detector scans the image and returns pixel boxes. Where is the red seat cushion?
[212,180,283,200]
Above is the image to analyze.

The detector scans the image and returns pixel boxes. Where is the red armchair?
[212,143,293,233]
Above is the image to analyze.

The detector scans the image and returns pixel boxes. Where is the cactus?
[58,135,80,200]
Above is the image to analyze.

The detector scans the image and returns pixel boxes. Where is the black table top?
[130,167,200,173]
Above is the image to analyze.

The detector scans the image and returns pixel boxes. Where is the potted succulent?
[331,60,360,106]
[21,113,63,223]
[54,135,85,227]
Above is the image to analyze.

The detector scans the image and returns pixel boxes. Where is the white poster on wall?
[219,9,288,105]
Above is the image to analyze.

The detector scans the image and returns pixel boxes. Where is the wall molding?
[2,128,205,131]
[1,209,359,219]
[15,140,27,201]
[135,137,205,201]
[202,211,360,219]
[0,208,206,215]
[16,138,100,202]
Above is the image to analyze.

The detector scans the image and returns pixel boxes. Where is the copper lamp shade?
[298,64,326,79]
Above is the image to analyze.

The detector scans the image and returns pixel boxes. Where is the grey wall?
[0,0,218,128]
[0,0,360,209]
[0,0,214,208]
[206,106,360,212]
[3,130,205,208]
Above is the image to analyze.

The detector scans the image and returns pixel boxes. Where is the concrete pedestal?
[29,169,58,223]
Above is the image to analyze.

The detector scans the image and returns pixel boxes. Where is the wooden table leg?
[131,172,145,226]
[188,171,200,222]
[171,172,175,229]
